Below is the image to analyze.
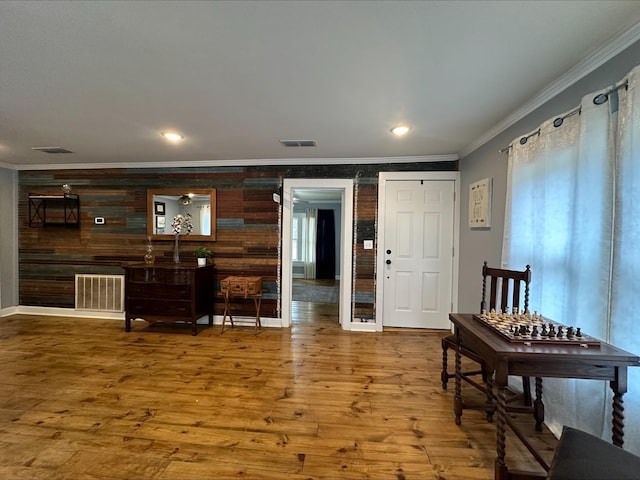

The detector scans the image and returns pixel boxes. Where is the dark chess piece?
[557,326,564,338]
[532,325,539,337]
[548,324,556,337]
[519,325,528,336]
[513,326,520,337]
[576,327,582,338]
[567,326,575,338]
[542,324,548,336]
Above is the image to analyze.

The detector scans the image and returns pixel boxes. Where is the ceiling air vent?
[31,147,74,154]
[280,140,317,147]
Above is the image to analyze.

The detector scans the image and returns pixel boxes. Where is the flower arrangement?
[171,213,194,236]
[171,214,194,263]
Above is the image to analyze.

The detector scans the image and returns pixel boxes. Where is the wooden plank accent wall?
[18,162,457,319]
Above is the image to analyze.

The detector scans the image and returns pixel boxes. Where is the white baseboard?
[1,305,284,327]
[347,321,378,332]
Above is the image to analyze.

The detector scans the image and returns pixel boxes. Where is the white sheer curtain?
[503,65,640,451]
[304,208,317,280]
[610,67,640,450]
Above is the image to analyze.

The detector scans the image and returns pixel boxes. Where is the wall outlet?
[363,240,373,250]
[94,217,105,225]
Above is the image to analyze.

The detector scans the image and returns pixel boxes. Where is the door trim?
[375,171,460,332]
[281,179,354,329]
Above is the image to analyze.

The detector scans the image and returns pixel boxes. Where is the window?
[292,212,306,261]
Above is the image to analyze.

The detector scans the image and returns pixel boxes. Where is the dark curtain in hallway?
[315,209,335,279]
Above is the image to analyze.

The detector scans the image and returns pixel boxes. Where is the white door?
[382,180,454,329]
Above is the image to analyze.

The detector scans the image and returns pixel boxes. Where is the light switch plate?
[363,240,373,250]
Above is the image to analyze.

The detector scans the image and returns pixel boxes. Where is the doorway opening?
[281,179,354,329]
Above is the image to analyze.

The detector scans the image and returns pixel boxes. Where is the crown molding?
[459,21,640,159]
[12,154,458,171]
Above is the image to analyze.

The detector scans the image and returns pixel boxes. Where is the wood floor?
[0,304,558,479]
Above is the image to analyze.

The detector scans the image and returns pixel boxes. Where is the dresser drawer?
[127,268,192,285]
[127,282,191,299]
[127,300,192,317]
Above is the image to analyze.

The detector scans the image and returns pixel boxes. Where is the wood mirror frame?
[147,188,216,241]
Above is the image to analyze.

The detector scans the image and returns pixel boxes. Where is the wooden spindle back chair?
[441,261,532,416]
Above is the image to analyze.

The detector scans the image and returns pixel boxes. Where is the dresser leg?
[125,315,131,332]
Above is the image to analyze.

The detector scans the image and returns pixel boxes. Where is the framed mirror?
[147,189,216,241]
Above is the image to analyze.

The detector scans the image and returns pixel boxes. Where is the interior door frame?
[281,179,354,329]
[375,171,460,332]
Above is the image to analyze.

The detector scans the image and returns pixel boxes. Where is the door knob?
[386,249,391,254]
[386,259,392,265]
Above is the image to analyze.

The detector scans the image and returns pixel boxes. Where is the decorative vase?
[144,236,155,265]
[197,257,207,267]
[173,235,180,263]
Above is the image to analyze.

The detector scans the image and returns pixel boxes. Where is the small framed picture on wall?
[469,177,492,228]
[154,202,165,215]
[156,216,166,229]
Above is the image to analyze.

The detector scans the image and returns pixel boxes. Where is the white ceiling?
[2,1,640,170]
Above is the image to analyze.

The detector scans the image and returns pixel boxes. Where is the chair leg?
[522,376,532,407]
[441,343,449,390]
[484,370,495,423]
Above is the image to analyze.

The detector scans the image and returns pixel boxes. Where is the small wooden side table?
[218,290,263,334]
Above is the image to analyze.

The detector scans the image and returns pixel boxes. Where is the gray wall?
[0,167,18,309]
[458,40,640,312]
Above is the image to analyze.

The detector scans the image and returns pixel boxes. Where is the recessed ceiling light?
[161,132,184,141]
[31,146,74,154]
[390,125,411,136]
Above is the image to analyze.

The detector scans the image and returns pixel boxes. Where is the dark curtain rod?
[499,79,629,154]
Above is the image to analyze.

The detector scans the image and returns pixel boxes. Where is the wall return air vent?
[279,140,317,147]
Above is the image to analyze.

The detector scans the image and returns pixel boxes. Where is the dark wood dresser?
[123,262,214,335]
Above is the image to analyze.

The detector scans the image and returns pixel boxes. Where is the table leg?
[612,391,625,447]
[534,377,544,432]
[610,367,628,447]
[454,338,463,425]
[253,295,262,334]
[191,321,198,336]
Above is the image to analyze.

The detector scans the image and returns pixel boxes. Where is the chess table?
[449,313,640,480]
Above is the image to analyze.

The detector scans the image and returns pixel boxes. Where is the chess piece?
[567,326,574,338]
[532,325,539,337]
[541,324,548,336]
[576,327,582,338]
[548,324,556,337]
[557,326,564,338]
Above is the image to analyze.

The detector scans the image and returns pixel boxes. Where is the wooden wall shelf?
[28,193,80,227]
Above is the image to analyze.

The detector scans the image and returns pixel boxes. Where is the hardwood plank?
[0,309,556,479]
